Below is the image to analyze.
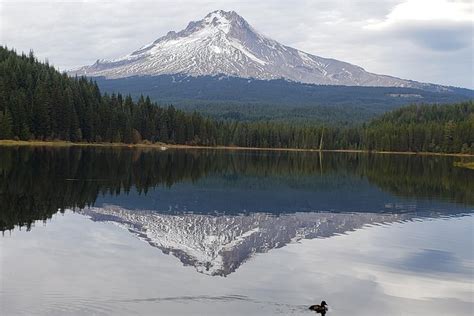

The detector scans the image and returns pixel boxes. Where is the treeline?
[0,46,473,153]
[363,103,474,153]
[0,46,225,145]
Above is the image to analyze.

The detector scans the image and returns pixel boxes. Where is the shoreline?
[0,140,473,157]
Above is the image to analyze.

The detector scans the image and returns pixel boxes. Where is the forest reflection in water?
[0,146,472,232]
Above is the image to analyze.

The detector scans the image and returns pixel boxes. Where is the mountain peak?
[205,9,240,20]
[69,11,433,89]
[179,9,251,37]
[200,10,244,33]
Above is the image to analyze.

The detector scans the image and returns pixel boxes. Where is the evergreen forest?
[1,46,473,154]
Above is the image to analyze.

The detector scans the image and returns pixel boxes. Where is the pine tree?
[0,109,13,139]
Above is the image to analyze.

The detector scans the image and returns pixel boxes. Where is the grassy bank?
[454,161,474,170]
[1,140,474,157]
[0,139,167,148]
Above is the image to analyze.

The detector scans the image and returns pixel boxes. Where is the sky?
[0,0,472,88]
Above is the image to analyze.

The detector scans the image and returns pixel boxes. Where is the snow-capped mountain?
[80,206,417,276]
[70,10,434,89]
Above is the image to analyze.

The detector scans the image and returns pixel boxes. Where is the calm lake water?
[0,147,473,315]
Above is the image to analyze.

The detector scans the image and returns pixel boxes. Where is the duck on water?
[309,301,328,315]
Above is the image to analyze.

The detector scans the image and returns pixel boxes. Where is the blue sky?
[0,0,472,88]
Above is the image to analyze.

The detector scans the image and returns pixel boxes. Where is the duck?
[309,301,328,315]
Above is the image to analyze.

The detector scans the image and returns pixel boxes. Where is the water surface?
[0,147,473,315]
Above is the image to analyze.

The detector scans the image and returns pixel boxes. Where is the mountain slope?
[71,10,441,90]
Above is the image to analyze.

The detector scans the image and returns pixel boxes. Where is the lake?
[0,147,473,315]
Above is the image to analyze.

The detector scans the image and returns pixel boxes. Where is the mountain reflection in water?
[80,207,466,276]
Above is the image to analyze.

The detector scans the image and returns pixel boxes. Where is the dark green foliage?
[0,46,219,145]
[94,74,473,125]
[1,46,473,153]
[364,103,474,153]
[0,109,13,139]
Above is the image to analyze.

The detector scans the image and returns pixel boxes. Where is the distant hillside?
[372,103,474,125]
[94,75,473,124]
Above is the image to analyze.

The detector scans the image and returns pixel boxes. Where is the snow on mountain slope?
[70,10,435,89]
[79,206,416,276]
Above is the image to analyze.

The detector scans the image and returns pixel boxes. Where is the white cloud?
[367,0,473,29]
[363,0,473,54]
